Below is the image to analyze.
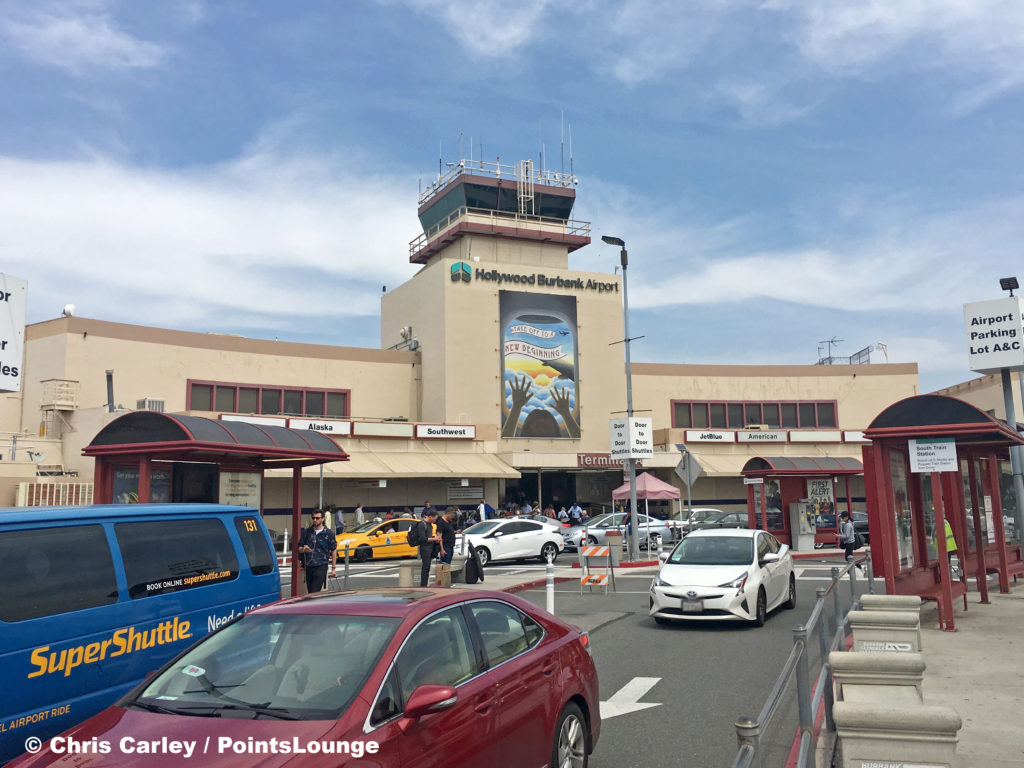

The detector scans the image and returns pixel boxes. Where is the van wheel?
[354,546,372,563]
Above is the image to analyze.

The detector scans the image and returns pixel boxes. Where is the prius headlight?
[719,574,748,590]
[653,574,672,587]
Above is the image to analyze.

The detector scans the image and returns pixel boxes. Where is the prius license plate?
[681,599,702,613]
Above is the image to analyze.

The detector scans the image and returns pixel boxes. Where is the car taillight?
[579,631,593,656]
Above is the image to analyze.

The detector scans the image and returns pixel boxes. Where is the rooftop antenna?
[569,123,575,177]
[438,140,442,180]
[538,120,543,171]
[819,336,843,360]
[560,111,565,174]
[458,130,463,159]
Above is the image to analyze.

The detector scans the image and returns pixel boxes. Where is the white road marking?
[600,677,662,719]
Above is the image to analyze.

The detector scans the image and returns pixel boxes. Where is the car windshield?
[595,514,624,528]
[667,536,754,566]
[706,512,739,524]
[690,509,718,522]
[134,614,399,720]
[349,521,382,534]
[577,514,613,528]
[463,521,502,535]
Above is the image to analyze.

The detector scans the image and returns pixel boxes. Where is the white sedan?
[649,528,795,626]
[456,518,564,566]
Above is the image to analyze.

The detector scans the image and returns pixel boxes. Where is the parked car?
[456,519,564,566]
[852,511,870,545]
[667,507,724,539]
[562,513,672,551]
[336,517,420,562]
[561,513,616,550]
[516,513,570,529]
[8,588,601,768]
[649,528,795,626]
[691,510,750,532]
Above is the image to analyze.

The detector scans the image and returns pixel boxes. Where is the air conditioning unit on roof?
[137,398,166,413]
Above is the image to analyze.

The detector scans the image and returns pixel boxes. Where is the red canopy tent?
[612,471,681,500]
[612,472,682,520]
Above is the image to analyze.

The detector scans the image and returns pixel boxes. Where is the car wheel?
[475,547,491,567]
[784,574,796,610]
[540,542,559,563]
[354,545,372,563]
[586,535,597,545]
[752,589,767,627]
[551,702,588,768]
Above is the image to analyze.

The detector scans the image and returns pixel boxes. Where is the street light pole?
[603,235,640,563]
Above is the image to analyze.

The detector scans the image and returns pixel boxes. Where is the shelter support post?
[966,452,990,604]
[291,466,302,598]
[137,455,152,504]
[931,472,956,632]
[1003,370,1024,543]
[985,454,1011,593]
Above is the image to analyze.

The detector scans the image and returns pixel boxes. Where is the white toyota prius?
[649,528,795,626]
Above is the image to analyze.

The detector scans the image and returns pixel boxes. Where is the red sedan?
[10,588,600,768]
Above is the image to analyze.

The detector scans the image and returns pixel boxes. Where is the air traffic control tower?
[382,157,626,461]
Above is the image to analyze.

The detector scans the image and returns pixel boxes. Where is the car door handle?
[541,661,557,676]
[474,695,497,714]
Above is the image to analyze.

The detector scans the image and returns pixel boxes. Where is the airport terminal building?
[2,158,923,546]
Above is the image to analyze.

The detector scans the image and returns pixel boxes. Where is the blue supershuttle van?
[0,504,281,763]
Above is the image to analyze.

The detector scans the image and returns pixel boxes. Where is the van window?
[233,515,275,576]
[115,519,239,599]
[0,525,118,622]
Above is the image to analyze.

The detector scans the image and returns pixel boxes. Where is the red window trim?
[186,379,351,418]
[670,399,840,429]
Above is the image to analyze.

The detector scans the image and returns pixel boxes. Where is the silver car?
[562,513,672,551]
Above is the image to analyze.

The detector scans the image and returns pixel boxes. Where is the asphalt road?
[284,556,869,767]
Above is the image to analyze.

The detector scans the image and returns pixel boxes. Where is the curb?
[502,576,576,594]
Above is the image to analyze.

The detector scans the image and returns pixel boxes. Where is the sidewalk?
[919,584,1024,768]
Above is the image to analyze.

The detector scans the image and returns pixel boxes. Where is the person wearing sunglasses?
[298,509,337,593]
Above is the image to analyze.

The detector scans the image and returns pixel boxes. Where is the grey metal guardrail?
[731,550,876,768]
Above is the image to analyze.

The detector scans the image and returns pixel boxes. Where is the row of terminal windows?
[188,380,349,418]
[672,401,838,429]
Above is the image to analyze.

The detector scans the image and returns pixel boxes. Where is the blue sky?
[2,0,1022,393]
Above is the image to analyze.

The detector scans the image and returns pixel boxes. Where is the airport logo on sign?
[451,261,472,283]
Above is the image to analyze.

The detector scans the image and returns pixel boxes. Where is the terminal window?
[673,400,838,429]
[188,380,349,418]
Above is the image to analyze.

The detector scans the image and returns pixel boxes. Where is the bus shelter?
[862,394,1024,631]
[83,411,348,596]
[741,456,864,549]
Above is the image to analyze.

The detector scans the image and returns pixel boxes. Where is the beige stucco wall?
[934,373,1022,421]
[634,362,920,430]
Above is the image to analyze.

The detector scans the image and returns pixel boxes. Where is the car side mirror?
[761,553,780,564]
[659,552,669,563]
[493,531,504,537]
[401,685,458,723]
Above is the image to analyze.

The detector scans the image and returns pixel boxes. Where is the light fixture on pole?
[1000,276,1019,297]
[602,234,640,563]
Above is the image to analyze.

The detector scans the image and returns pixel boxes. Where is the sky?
[2,0,1023,393]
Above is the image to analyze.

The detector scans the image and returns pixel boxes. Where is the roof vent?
[137,398,166,413]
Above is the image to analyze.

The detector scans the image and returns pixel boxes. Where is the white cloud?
[2,2,168,75]
[396,0,553,58]
[0,149,422,329]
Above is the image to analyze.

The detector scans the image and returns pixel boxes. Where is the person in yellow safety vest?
[944,518,958,576]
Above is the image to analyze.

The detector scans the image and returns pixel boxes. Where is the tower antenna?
[818,336,844,361]
[560,111,565,174]
[569,123,575,177]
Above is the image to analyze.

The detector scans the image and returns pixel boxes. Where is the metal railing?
[408,205,591,260]
[419,158,578,205]
[731,550,875,768]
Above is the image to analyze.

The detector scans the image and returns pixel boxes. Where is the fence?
[731,550,875,768]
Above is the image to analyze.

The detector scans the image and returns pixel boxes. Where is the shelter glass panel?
[781,404,798,428]
[999,459,1020,545]
[190,383,212,411]
[960,459,977,553]
[919,473,937,562]
[889,450,915,570]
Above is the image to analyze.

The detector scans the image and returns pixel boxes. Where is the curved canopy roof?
[864,394,1024,445]
[742,456,863,476]
[84,412,348,468]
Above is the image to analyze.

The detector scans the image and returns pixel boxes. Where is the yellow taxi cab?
[335,517,422,562]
